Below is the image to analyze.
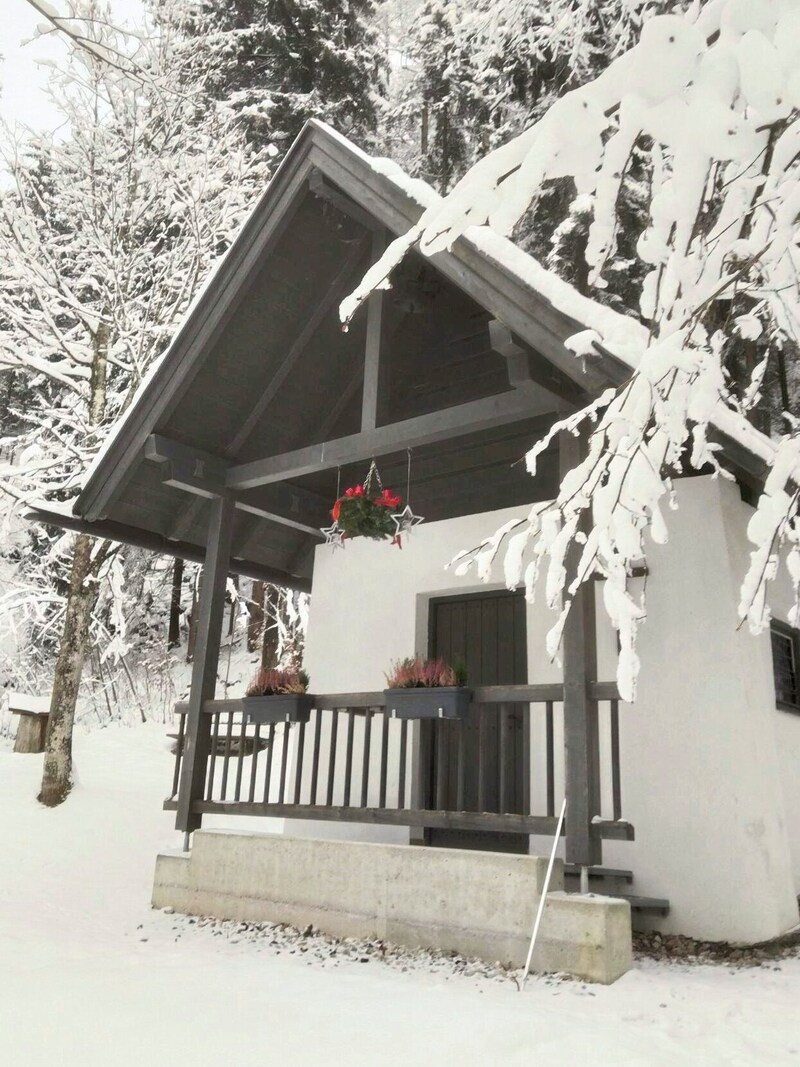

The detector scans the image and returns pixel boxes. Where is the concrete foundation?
[152,831,632,984]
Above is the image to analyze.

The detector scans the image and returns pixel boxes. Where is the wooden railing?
[165,685,633,846]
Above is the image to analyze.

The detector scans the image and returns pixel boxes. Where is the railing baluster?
[233,710,248,802]
[171,712,186,800]
[310,708,323,804]
[360,709,373,807]
[378,713,390,808]
[248,723,261,803]
[206,710,221,801]
[478,710,488,813]
[293,719,306,804]
[610,699,622,821]
[435,722,448,810]
[456,720,465,811]
[546,700,555,817]
[521,704,531,817]
[219,710,235,801]
[326,710,339,806]
[499,705,508,813]
[343,710,355,806]
[262,723,276,803]
[397,719,408,809]
[278,722,290,803]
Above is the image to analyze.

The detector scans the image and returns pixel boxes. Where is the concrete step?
[618,894,670,916]
[562,866,670,919]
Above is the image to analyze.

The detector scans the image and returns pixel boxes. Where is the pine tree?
[163,0,387,154]
[393,0,677,304]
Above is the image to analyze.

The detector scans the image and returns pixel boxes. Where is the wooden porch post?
[559,432,602,868]
[175,495,236,840]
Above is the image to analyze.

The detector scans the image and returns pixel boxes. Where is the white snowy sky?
[1,0,144,132]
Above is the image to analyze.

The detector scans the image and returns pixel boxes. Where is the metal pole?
[520,798,567,990]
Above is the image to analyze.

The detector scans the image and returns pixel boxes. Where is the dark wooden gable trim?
[73,122,623,528]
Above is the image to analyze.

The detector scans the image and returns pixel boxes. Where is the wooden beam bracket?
[489,319,536,392]
[146,434,230,498]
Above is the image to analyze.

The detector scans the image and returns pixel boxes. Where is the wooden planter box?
[384,687,471,720]
[242,694,313,725]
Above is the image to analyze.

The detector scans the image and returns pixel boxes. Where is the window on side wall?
[771,620,800,712]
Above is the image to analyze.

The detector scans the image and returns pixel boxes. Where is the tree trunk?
[261,585,280,669]
[38,533,98,807]
[186,575,200,663]
[168,557,184,650]
[247,579,265,652]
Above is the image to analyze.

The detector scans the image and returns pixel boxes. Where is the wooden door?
[424,590,528,853]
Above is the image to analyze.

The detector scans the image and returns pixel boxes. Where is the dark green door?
[424,590,529,853]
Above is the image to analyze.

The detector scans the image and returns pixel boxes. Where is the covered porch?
[26,121,648,875]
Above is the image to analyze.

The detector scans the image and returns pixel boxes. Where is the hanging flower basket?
[332,483,403,542]
[322,458,423,549]
[383,657,470,720]
[242,668,313,725]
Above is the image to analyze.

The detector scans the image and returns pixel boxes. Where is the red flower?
[331,499,341,521]
[354,485,365,496]
[377,488,402,508]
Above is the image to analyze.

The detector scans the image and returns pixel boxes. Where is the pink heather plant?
[385,657,466,689]
[246,667,310,697]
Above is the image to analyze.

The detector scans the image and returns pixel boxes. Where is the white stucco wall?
[601,475,799,942]
[299,475,800,943]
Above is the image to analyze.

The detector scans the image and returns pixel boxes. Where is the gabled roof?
[27,120,769,589]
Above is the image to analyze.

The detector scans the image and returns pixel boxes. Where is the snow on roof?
[5,692,50,714]
[324,122,781,472]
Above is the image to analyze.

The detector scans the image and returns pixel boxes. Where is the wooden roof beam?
[24,503,312,592]
[226,388,569,492]
[361,230,386,432]
[225,235,370,459]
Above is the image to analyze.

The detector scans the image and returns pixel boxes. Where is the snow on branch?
[344,0,800,701]
[24,0,149,82]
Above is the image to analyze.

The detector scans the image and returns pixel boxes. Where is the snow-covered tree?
[0,0,270,803]
[343,0,800,703]
[391,1,677,192]
[161,0,387,154]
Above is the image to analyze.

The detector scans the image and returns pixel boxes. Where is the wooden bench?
[8,693,50,754]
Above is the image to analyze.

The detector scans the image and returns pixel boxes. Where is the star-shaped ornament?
[391,505,424,538]
[321,521,345,550]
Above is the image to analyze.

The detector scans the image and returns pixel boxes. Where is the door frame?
[410,587,530,851]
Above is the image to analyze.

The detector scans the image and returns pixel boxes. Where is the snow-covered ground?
[2,724,799,1066]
